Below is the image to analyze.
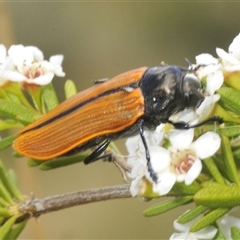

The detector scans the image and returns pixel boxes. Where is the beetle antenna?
[188,116,223,128]
[185,58,192,67]
[184,58,212,74]
[168,116,224,130]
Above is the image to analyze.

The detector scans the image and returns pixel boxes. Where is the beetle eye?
[153,90,167,103]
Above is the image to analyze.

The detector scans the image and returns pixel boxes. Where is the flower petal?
[169,128,194,150]
[193,131,221,159]
[154,171,176,195]
[0,44,6,64]
[185,159,202,185]
[193,226,217,239]
[170,232,188,240]
[195,94,220,118]
[150,146,170,173]
[172,214,217,239]
[50,54,63,66]
[26,46,44,61]
[49,55,65,77]
[218,214,240,239]
[177,109,197,123]
[31,72,54,85]
[125,135,141,155]
[130,175,142,197]
[216,47,240,65]
[2,71,27,82]
[148,125,165,146]
[229,33,240,60]
[196,53,218,65]
[206,70,224,95]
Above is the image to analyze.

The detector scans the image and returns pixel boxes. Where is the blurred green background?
[0,1,239,239]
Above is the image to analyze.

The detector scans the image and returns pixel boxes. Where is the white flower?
[183,53,222,124]
[152,130,220,195]
[170,213,217,240]
[0,44,16,86]
[192,57,223,121]
[126,125,221,196]
[125,125,166,196]
[6,44,65,85]
[216,33,240,72]
[195,53,221,79]
[218,212,240,239]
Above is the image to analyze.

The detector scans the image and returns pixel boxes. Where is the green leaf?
[213,229,227,240]
[171,181,201,195]
[25,84,43,113]
[218,87,240,115]
[3,82,35,111]
[64,80,77,99]
[177,205,208,224]
[143,196,192,217]
[231,226,240,240]
[233,148,240,161]
[0,182,13,204]
[27,159,43,167]
[0,135,16,151]
[12,152,23,158]
[42,83,59,111]
[190,208,229,232]
[203,158,225,184]
[213,104,240,124]
[0,214,19,240]
[0,208,11,217]
[0,88,11,101]
[0,161,23,201]
[16,112,41,125]
[0,198,10,208]
[0,99,41,125]
[194,183,240,208]
[221,135,240,185]
[7,170,17,188]
[4,220,27,240]
[38,152,90,170]
[213,156,233,182]
[217,125,240,137]
[0,119,23,131]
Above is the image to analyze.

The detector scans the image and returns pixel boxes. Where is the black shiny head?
[139,65,204,129]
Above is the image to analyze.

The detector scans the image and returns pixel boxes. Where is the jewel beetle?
[13,65,222,182]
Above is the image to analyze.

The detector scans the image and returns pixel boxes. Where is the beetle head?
[140,66,204,128]
[182,73,204,108]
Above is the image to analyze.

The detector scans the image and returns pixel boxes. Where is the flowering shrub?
[1,35,240,239]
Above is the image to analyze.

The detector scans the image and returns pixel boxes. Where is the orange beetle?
[13,65,217,181]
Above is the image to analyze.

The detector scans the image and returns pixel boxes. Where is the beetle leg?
[168,116,223,130]
[139,119,158,183]
[84,139,111,164]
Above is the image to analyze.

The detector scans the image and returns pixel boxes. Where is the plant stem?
[17,184,131,222]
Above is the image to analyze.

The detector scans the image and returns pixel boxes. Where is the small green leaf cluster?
[0,159,26,239]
